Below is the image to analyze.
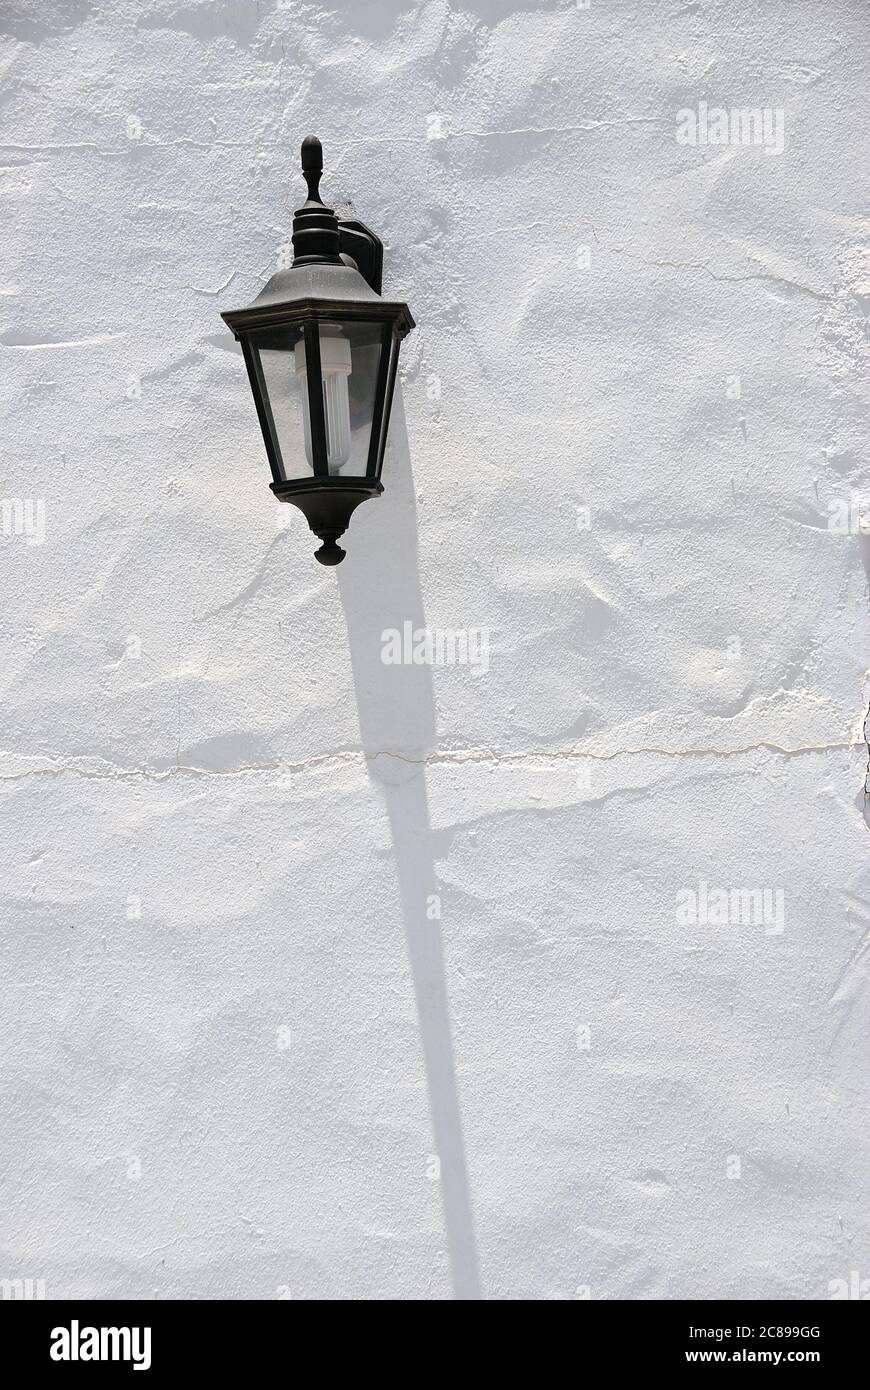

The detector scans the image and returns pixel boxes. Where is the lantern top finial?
[300,135,324,204]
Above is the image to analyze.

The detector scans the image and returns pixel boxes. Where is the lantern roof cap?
[221,262,414,337]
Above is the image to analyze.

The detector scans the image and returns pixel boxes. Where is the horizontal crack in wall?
[0,738,859,784]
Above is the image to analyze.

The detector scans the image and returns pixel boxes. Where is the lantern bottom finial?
[314,536,346,565]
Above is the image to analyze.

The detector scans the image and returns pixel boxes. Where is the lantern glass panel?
[248,321,307,481]
[371,333,399,479]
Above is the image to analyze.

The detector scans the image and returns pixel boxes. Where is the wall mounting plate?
[337,218,383,296]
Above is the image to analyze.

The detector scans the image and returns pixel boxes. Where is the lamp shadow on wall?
[859,538,870,828]
[337,392,483,1300]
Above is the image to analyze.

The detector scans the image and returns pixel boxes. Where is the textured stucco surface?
[1,0,869,1301]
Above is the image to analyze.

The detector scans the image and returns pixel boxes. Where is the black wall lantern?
[221,137,415,565]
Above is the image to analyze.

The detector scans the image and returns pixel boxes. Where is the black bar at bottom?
[0,1297,865,1374]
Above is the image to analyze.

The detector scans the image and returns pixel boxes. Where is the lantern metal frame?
[221,136,415,565]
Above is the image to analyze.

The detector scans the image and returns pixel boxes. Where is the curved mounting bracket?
[337,219,383,296]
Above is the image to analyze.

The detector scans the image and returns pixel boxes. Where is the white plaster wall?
[1,0,869,1301]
